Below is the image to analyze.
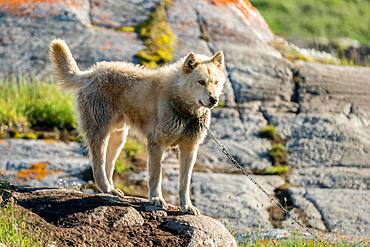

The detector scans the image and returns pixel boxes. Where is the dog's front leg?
[179,143,200,215]
[147,141,167,208]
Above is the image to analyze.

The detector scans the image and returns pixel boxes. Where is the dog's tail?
[49,39,85,91]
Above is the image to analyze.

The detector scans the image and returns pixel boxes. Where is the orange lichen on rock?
[43,139,58,144]
[211,0,257,17]
[17,162,62,180]
[210,0,271,31]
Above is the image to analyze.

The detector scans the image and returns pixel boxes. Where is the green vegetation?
[216,100,225,108]
[258,125,289,175]
[115,158,132,174]
[135,0,175,68]
[268,144,288,166]
[0,203,42,246]
[115,138,146,174]
[250,0,370,45]
[238,235,367,247]
[114,26,135,32]
[270,38,344,65]
[0,180,10,190]
[258,124,283,143]
[262,165,289,176]
[124,138,145,159]
[0,78,76,130]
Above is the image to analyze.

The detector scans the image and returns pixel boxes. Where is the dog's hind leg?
[86,126,113,193]
[105,126,129,193]
[86,125,125,197]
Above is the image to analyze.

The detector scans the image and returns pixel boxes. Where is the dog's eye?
[198,80,206,85]
[214,80,219,85]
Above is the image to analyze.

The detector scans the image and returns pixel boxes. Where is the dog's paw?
[110,188,125,197]
[180,204,201,215]
[149,196,167,209]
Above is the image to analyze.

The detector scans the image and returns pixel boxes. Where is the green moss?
[258,124,284,144]
[261,165,289,175]
[9,130,23,139]
[22,132,38,140]
[216,100,225,108]
[115,26,135,32]
[258,125,289,174]
[134,0,175,68]
[268,144,288,166]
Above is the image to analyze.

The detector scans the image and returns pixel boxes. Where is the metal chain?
[205,125,327,246]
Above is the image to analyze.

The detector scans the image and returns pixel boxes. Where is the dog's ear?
[210,51,224,69]
[183,52,198,74]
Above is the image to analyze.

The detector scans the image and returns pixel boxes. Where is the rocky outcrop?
[0,0,143,77]
[0,139,90,187]
[1,0,370,240]
[2,187,236,247]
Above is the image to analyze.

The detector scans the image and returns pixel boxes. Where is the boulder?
[6,187,237,247]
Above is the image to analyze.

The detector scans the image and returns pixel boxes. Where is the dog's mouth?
[199,100,216,109]
[199,100,206,107]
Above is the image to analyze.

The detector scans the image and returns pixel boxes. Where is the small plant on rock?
[258,124,283,144]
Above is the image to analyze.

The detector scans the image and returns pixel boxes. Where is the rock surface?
[1,187,236,247]
[0,139,90,187]
[0,0,370,241]
[288,187,370,237]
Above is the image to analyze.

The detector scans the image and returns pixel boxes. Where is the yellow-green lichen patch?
[134,0,175,68]
[114,26,136,32]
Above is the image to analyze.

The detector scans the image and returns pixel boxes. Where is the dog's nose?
[209,96,218,105]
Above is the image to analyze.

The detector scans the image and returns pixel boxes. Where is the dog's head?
[180,51,226,109]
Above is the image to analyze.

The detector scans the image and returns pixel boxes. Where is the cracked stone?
[289,187,370,237]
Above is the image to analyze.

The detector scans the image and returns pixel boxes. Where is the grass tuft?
[238,235,366,247]
[0,78,76,130]
[0,203,43,246]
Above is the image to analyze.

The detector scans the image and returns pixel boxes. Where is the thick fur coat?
[49,39,226,214]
